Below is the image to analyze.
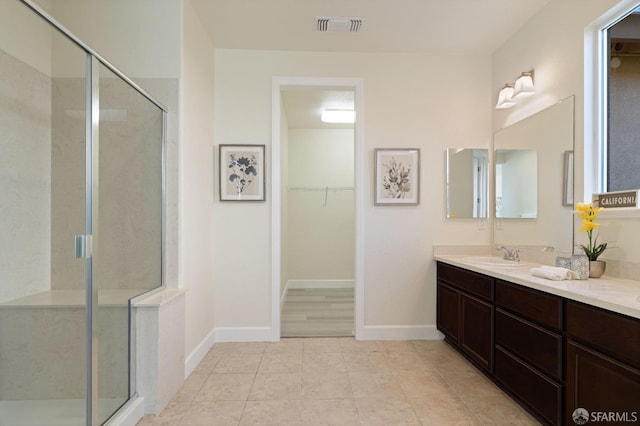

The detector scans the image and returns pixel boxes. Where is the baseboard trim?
[184,327,216,379]
[185,326,275,378]
[214,326,274,342]
[184,324,443,380]
[361,325,444,341]
[104,395,145,426]
[288,279,355,289]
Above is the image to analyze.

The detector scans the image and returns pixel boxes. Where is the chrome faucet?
[497,245,520,262]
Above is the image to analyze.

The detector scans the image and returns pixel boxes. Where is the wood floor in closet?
[281,287,354,337]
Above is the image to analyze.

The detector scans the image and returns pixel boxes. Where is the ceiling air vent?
[315,16,364,33]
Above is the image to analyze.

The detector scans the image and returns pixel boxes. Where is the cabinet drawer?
[437,262,493,301]
[495,309,562,381]
[495,347,562,426]
[495,280,562,330]
[566,301,640,369]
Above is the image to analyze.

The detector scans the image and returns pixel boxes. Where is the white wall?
[43,0,181,79]
[213,49,492,335]
[180,0,217,357]
[288,129,354,187]
[286,129,355,281]
[0,0,52,76]
[493,0,640,267]
[492,0,622,195]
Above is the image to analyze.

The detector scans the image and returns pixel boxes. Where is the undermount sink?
[461,256,531,267]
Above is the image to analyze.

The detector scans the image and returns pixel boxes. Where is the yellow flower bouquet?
[575,202,608,261]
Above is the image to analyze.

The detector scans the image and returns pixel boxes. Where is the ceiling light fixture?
[321,109,355,123]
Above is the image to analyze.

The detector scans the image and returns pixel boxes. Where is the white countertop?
[434,254,640,320]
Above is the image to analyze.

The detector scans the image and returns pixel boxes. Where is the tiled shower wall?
[51,76,164,291]
[1,48,167,299]
[1,45,176,401]
[0,48,51,304]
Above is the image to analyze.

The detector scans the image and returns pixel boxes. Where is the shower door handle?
[75,234,93,258]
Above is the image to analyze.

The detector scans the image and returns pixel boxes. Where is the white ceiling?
[190,0,551,128]
[190,0,551,55]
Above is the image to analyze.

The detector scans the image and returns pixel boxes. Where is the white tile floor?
[137,338,540,425]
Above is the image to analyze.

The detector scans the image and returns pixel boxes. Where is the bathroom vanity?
[435,256,640,426]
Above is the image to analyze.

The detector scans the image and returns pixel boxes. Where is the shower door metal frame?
[16,1,169,424]
[86,54,100,426]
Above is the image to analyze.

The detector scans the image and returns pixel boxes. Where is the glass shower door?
[94,63,164,423]
[2,1,166,424]
[0,2,89,423]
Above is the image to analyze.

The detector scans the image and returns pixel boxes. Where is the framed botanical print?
[374,148,420,206]
[219,144,265,201]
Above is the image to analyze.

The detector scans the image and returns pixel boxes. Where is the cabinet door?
[460,293,493,372]
[437,282,459,343]
[566,340,640,425]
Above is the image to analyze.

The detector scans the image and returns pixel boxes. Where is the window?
[602,6,640,192]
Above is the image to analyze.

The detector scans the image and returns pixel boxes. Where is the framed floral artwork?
[374,148,420,206]
[219,144,265,201]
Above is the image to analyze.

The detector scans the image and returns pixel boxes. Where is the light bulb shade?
[495,84,516,109]
[321,109,355,123]
[512,72,535,99]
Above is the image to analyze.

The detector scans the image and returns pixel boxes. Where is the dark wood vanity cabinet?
[436,262,493,372]
[494,280,563,425]
[436,261,640,426]
[436,282,459,344]
[565,301,640,425]
[459,293,493,372]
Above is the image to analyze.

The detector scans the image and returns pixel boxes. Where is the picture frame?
[563,150,574,207]
[374,148,420,206]
[219,144,265,201]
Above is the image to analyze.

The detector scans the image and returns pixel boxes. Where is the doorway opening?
[271,77,364,340]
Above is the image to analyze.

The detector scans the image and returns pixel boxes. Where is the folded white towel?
[530,266,579,281]
[540,265,580,279]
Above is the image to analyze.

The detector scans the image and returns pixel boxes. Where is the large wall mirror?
[493,95,575,253]
[496,149,537,218]
[446,148,488,219]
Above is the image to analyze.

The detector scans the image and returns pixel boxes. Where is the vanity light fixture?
[512,70,536,99]
[321,109,355,123]
[495,70,536,109]
[495,84,516,109]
